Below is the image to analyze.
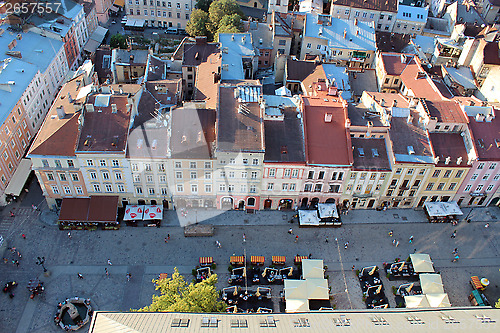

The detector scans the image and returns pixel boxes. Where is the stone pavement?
[0,184,498,332]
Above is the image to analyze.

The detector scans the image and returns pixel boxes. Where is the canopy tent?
[284,280,308,300]
[298,210,319,226]
[285,298,309,313]
[143,205,163,220]
[302,259,324,279]
[58,196,118,224]
[4,158,32,197]
[410,253,435,273]
[317,203,339,219]
[306,279,329,300]
[123,205,144,221]
[420,274,444,295]
[426,293,451,308]
[404,295,430,308]
[424,202,463,217]
[275,86,292,96]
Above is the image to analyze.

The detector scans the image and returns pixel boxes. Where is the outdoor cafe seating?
[384,261,418,280]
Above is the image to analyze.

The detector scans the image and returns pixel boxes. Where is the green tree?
[195,0,213,11]
[208,0,243,34]
[215,13,242,40]
[110,33,127,49]
[137,268,226,313]
[186,9,211,37]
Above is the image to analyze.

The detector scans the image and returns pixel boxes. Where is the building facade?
[125,0,195,28]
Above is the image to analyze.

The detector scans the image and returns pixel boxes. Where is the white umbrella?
[285,298,309,313]
[426,293,451,307]
[410,254,435,273]
[302,259,324,279]
[420,274,444,294]
[404,295,430,308]
[284,280,308,299]
[306,279,329,300]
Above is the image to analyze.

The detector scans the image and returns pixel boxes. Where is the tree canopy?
[110,34,127,49]
[186,9,211,38]
[195,0,213,12]
[215,13,243,40]
[208,0,243,34]
[137,268,226,313]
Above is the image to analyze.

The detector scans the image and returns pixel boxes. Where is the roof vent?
[111,104,117,113]
[354,18,358,26]
[407,146,415,155]
[434,156,440,163]
[393,100,398,107]
[197,131,203,143]
[445,156,451,165]
[181,135,187,143]
[457,156,463,164]
[343,29,347,39]
[259,38,263,45]
[85,104,94,112]
[476,113,485,122]
[223,47,229,53]
[223,64,229,71]
[324,113,333,122]
[242,35,246,43]
[380,99,385,106]
[231,35,235,41]
[372,148,379,157]
[281,146,288,154]
[495,139,500,148]
[416,72,426,79]
[401,54,406,63]
[358,148,365,156]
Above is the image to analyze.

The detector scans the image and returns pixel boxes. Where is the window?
[448,183,456,191]
[395,168,402,174]
[134,174,141,182]
[329,184,340,193]
[407,168,414,175]
[465,184,472,192]
[205,172,211,179]
[292,169,298,178]
[116,184,124,192]
[146,175,153,183]
[413,179,420,188]
[360,173,367,180]
[102,172,109,180]
[175,162,182,168]
[176,171,182,179]
[282,183,288,191]
[241,172,247,178]
[426,183,434,191]
[251,171,258,179]
[250,185,256,193]
[132,163,138,171]
[252,158,259,165]
[229,172,234,178]
[90,172,97,179]
[204,162,211,169]
[112,160,119,167]
[419,169,426,175]
[76,186,83,194]
[269,169,276,177]
[229,158,235,164]
[87,159,94,166]
[476,184,484,192]
[380,14,384,19]
[135,186,142,194]
[318,171,325,179]
[306,43,311,49]
[47,173,54,181]
[67,160,74,168]
[219,184,226,191]
[494,174,500,180]
[489,163,497,169]
[176,184,184,192]
[220,171,226,177]
[71,173,79,181]
[241,184,247,192]
[363,12,367,18]
[386,189,393,196]
[242,159,248,165]
[290,183,296,191]
[228,185,234,192]
[478,163,485,169]
[432,170,441,177]
[279,39,286,46]
[304,184,312,192]
[455,170,463,178]
[158,163,165,172]
[93,184,101,192]
[99,160,106,167]
[437,183,445,190]
[159,175,166,183]
[390,179,397,187]
[356,185,362,191]
[115,173,122,180]
[205,184,212,192]
[443,170,452,178]
[51,185,59,194]
[308,171,314,179]
[487,184,494,192]
[471,173,478,180]
[483,174,490,180]
[104,184,112,192]
[176,2,180,8]
[191,171,197,179]
[314,184,322,192]
[317,45,321,50]
[267,183,274,190]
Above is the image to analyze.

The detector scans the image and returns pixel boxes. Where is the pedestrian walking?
[451,230,457,238]
[243,233,246,242]
[395,240,400,247]
[105,267,109,276]
[21,234,26,240]
[77,273,84,279]
[126,273,131,281]
[388,230,393,237]
[344,241,349,249]
[452,248,458,255]
[167,234,170,241]
[67,232,72,239]
[9,211,14,217]
[294,235,299,243]
[484,223,490,228]
[325,237,329,243]
[393,239,396,245]
[17,251,21,258]
[107,259,112,266]
[3,258,7,264]
[409,236,414,243]
[15,260,19,267]
[452,254,460,262]
[216,240,222,248]
[351,265,355,271]
[164,237,168,243]
[308,253,312,259]
[288,228,293,234]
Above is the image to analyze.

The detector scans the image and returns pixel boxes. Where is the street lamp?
[36,256,47,272]
[464,207,475,223]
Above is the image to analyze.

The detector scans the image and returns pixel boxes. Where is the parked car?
[165,27,178,34]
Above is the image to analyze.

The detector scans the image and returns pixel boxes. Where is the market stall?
[143,205,163,227]
[123,205,144,226]
[298,210,319,227]
[317,203,341,226]
[423,202,463,223]
[58,196,119,230]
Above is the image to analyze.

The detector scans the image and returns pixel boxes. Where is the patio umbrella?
[302,259,324,279]
[410,254,435,273]
[233,286,238,296]
[285,298,309,313]
[369,266,377,275]
[398,262,406,271]
[406,283,414,293]
[404,295,430,308]
[420,274,444,294]
[284,280,308,299]
[426,293,451,307]
[306,279,329,300]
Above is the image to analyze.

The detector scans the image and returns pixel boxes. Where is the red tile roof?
[380,53,413,76]
[301,92,352,166]
[483,41,500,65]
[467,113,500,161]
[333,0,398,12]
[400,57,445,100]
[422,100,468,123]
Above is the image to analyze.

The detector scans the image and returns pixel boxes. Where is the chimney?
[457,156,463,164]
[401,54,406,63]
[380,98,386,106]
[111,104,117,113]
[392,100,398,107]
[56,106,66,119]
[67,92,73,102]
[354,18,358,26]
[407,114,413,123]
[356,29,359,36]
[343,29,347,39]
[129,54,134,63]
[445,156,451,165]
[416,72,426,79]
[242,35,246,43]
[85,103,94,112]
[434,156,440,163]
[324,113,333,122]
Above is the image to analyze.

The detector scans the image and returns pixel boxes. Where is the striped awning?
[199,257,213,265]
[294,255,308,263]
[251,256,265,264]
[272,256,286,264]
[230,256,244,264]
[471,276,484,290]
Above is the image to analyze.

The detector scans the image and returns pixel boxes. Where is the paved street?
[0,182,499,332]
